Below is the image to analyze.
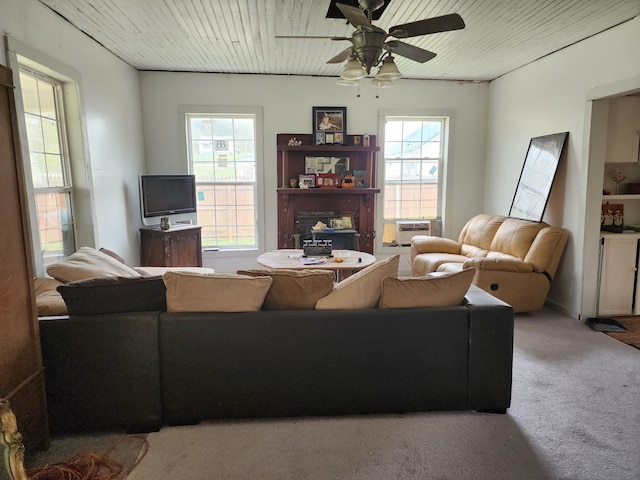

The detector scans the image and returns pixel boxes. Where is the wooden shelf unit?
[276,133,380,254]
[140,225,203,267]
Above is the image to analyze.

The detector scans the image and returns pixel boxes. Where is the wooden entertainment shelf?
[140,224,202,267]
[276,133,380,254]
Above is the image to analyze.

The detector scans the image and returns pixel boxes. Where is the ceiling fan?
[277,0,465,83]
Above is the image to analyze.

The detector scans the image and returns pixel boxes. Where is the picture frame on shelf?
[325,133,334,144]
[353,169,367,188]
[334,132,343,145]
[317,173,340,188]
[601,203,624,233]
[306,157,349,175]
[313,106,346,145]
[340,213,355,229]
[330,218,345,229]
[298,174,316,188]
[353,135,361,146]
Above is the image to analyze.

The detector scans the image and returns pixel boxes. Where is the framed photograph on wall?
[313,106,346,145]
[509,132,568,222]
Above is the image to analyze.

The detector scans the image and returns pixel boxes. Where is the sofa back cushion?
[458,214,505,254]
[489,218,547,260]
[379,268,475,308]
[57,276,167,315]
[315,255,400,310]
[237,269,335,310]
[46,247,142,283]
[163,272,272,312]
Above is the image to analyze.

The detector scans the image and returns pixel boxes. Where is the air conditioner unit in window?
[396,221,431,246]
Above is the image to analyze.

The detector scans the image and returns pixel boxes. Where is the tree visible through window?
[382,116,446,245]
[186,113,258,249]
[19,69,76,266]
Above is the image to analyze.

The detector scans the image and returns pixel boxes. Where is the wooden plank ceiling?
[37,0,640,81]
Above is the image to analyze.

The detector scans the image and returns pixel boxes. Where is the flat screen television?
[139,174,197,224]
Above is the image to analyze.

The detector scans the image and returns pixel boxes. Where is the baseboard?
[544,298,580,319]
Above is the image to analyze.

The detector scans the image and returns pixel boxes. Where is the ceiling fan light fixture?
[374,55,402,81]
[336,78,360,86]
[340,56,367,80]
[371,78,393,88]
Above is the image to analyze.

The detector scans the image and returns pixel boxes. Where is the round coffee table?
[256,249,376,281]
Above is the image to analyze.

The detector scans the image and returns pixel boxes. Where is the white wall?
[0,0,146,264]
[484,17,640,318]
[139,72,489,272]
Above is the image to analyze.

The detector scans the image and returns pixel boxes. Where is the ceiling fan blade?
[389,13,465,38]
[327,47,354,64]
[384,40,436,63]
[336,3,372,28]
[275,35,350,40]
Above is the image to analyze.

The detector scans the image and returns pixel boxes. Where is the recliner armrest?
[463,257,534,273]
[411,236,462,256]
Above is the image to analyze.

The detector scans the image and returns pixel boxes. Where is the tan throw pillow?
[315,255,400,310]
[46,247,142,283]
[379,268,476,309]
[34,277,67,316]
[237,269,335,310]
[163,271,272,312]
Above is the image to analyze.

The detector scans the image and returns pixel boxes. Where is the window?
[185,111,260,250]
[7,37,95,276]
[18,68,76,266]
[380,115,448,246]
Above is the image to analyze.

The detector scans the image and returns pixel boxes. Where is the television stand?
[140,224,202,267]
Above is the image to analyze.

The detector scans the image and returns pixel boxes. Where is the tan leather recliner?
[411,214,568,312]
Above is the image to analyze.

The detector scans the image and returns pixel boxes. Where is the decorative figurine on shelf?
[311,221,327,231]
[611,167,626,194]
[288,137,303,146]
[341,170,355,188]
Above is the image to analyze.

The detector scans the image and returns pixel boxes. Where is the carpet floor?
[27,307,640,480]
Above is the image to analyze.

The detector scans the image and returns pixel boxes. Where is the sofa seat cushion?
[163,272,272,312]
[315,255,400,310]
[46,247,142,283]
[413,252,470,276]
[237,269,335,310]
[379,268,476,308]
[436,263,464,274]
[34,277,67,316]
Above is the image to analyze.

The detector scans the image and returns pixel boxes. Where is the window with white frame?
[9,38,96,276]
[380,115,447,246]
[18,68,76,266]
[185,112,259,250]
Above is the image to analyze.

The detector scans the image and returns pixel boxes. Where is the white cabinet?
[598,234,639,316]
[605,96,640,163]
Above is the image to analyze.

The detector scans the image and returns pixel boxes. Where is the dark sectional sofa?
[38,285,514,433]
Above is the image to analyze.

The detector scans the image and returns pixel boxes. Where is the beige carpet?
[29,307,640,480]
